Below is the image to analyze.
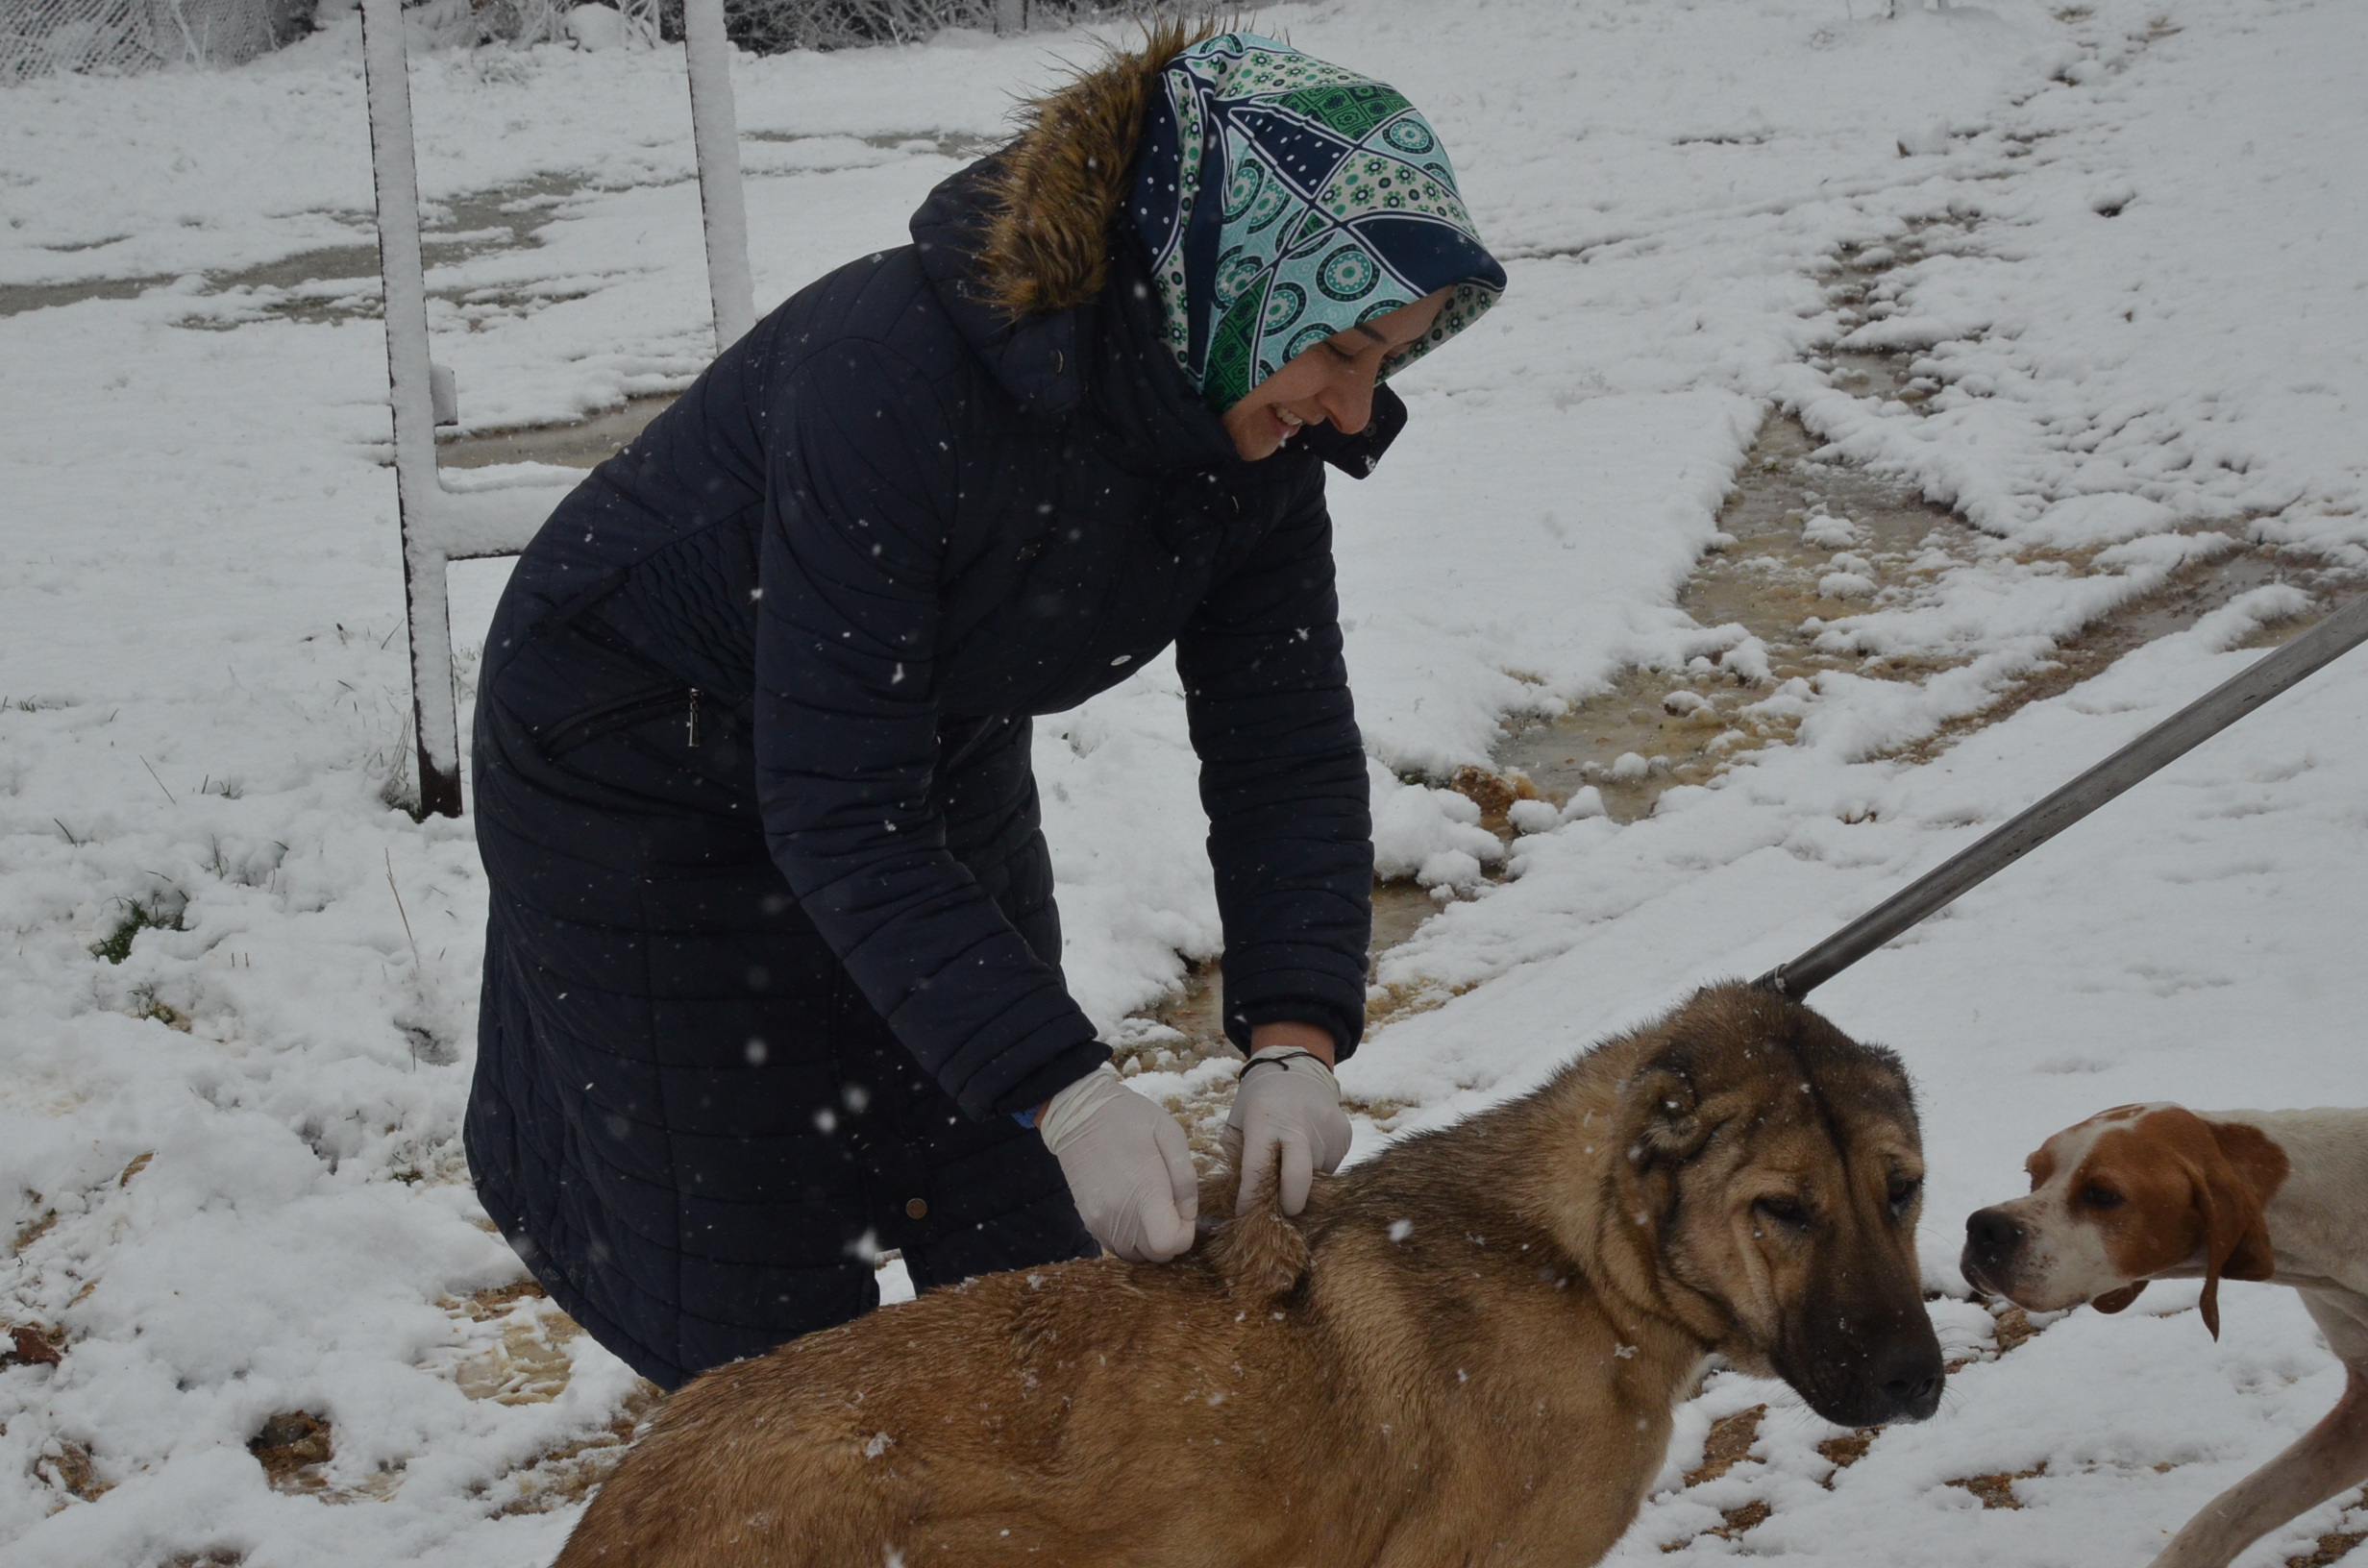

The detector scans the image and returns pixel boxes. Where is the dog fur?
[555,983,1942,1567]
[1964,1102,2368,1568]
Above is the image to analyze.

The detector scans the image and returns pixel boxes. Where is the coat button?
[905,1197,928,1220]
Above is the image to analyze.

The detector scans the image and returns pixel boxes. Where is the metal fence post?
[363,0,756,817]
[683,0,756,349]
[360,0,467,819]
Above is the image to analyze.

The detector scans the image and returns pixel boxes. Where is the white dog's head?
[1961,1103,2284,1339]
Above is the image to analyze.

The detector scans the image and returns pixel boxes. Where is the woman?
[465,23,1504,1390]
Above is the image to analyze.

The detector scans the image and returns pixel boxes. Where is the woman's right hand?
[1035,1065,1197,1262]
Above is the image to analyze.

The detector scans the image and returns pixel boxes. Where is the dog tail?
[1205,1166,1311,1303]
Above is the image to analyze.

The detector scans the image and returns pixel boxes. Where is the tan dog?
[556,983,1941,1567]
[1963,1102,2368,1568]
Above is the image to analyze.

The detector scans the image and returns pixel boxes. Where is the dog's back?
[560,983,1939,1568]
[558,1204,1336,1567]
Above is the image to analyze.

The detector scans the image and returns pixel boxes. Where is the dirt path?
[1129,230,2365,1127]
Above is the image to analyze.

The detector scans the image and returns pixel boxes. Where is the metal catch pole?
[1758,592,2368,998]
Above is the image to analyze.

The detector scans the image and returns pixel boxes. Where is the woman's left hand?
[1222,1027,1352,1216]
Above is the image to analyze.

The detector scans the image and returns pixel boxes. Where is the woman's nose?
[1318,368,1375,436]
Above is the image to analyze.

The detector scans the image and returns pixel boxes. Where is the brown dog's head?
[1961,1104,2286,1338]
[1600,984,1942,1428]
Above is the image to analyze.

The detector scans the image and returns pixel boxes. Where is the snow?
[6,0,2368,1563]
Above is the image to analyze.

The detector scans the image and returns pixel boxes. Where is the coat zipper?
[686,687,702,747]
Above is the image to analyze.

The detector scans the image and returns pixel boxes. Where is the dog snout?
[1960,1207,2026,1286]
[1875,1335,1944,1422]
[1782,1291,1946,1429]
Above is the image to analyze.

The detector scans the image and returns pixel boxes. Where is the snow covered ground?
[4,0,2366,1562]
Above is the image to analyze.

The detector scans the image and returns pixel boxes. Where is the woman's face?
[1221,289,1452,462]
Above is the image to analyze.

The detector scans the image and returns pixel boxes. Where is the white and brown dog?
[1963,1103,2368,1568]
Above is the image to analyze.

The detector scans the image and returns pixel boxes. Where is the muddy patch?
[1124,228,2362,1104]
[1118,881,1437,1066]
[439,391,678,470]
[446,1279,582,1406]
[1497,405,1982,823]
[748,128,1001,161]
[4,134,1000,324]
[1,173,596,323]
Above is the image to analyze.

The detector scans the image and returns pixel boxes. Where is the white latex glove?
[1037,1065,1197,1262]
[1221,1046,1352,1215]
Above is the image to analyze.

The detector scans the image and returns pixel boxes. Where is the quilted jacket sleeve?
[754,339,1107,1120]
[1176,458,1374,1059]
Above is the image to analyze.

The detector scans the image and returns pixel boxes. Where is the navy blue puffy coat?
[465,159,1389,1387]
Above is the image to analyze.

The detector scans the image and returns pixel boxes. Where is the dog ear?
[1624,1057,1711,1168]
[2204,1120,2284,1286]
[2089,1281,2148,1313]
[2185,1123,2278,1341]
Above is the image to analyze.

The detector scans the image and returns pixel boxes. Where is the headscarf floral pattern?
[1129,33,1507,412]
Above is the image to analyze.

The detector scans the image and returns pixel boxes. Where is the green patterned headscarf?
[1128,33,1506,413]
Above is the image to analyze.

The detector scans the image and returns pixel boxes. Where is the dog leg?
[2149,1363,2368,1568]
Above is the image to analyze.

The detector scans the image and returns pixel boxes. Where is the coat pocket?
[536,685,695,759]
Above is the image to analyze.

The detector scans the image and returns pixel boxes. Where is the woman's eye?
[1754,1197,1810,1230]
[2080,1184,2124,1210]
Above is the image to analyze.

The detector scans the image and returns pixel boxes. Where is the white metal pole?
[681,0,756,352]
[359,0,464,818]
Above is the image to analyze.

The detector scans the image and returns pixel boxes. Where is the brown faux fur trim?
[974,14,1223,319]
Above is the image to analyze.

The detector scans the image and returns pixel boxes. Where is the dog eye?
[1753,1196,1811,1231]
[2079,1184,2124,1210]
[1887,1177,1922,1214]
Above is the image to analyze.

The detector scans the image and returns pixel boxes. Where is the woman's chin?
[1224,418,1281,462]
[1222,404,1321,462]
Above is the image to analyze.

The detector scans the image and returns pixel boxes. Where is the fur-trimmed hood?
[903,19,1407,476]
[974,17,1218,319]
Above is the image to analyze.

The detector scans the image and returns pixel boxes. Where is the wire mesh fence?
[647,0,1169,55]
[2,0,302,80]
[3,0,1171,84]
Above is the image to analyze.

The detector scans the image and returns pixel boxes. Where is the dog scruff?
[1964,1102,2368,1568]
[557,982,1943,1567]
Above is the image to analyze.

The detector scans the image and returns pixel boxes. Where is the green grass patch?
[90,897,186,965]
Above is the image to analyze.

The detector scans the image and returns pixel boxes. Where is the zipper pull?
[686,687,702,747]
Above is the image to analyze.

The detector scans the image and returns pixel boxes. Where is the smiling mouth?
[1272,408,1306,444]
